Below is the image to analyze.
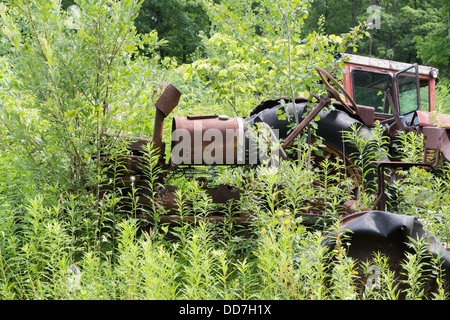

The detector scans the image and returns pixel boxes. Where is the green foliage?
[0,145,450,300]
[342,121,390,195]
[0,0,165,192]
[135,0,210,63]
[303,0,449,81]
[395,131,424,163]
[436,79,450,114]
[0,0,449,302]
[183,0,369,117]
[413,3,450,78]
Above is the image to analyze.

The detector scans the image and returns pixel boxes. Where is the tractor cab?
[342,53,439,130]
[341,54,450,188]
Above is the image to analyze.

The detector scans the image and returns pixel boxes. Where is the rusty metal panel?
[416,110,450,128]
[344,53,439,77]
[421,126,450,163]
[171,115,247,165]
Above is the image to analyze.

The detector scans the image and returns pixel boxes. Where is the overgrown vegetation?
[0,0,449,301]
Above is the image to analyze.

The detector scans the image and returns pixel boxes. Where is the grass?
[0,128,449,300]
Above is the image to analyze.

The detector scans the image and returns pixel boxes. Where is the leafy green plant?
[342,121,390,197]
[184,0,368,117]
[400,236,439,300]
[395,130,424,163]
[0,0,165,197]
[359,252,400,300]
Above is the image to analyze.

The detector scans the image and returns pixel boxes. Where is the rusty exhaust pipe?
[152,83,181,152]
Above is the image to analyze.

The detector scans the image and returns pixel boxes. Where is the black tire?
[246,100,383,191]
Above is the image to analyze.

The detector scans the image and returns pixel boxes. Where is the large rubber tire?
[246,100,382,191]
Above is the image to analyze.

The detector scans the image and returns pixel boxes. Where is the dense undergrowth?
[0,0,449,300]
[1,129,450,300]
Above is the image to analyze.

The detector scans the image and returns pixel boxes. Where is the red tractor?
[102,54,450,293]
[102,54,448,225]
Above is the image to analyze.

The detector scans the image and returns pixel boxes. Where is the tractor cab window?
[352,69,394,114]
[419,82,429,110]
[396,65,421,115]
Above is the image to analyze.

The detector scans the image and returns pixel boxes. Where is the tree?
[185,0,368,116]
[0,0,163,195]
[413,2,450,78]
[305,0,449,75]
[135,0,210,63]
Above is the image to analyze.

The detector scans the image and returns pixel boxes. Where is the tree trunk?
[351,0,356,27]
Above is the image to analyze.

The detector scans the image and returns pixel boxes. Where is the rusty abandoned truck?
[102,53,448,226]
